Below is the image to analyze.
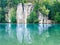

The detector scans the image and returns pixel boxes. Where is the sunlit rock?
[16,3,33,24]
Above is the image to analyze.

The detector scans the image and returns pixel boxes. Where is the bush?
[0,7,6,23]
[46,1,60,20]
[10,8,17,23]
[27,11,39,23]
[54,12,60,23]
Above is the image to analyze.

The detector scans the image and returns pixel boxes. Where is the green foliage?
[10,8,16,23]
[0,7,2,14]
[34,1,40,11]
[20,0,27,3]
[27,1,40,23]
[0,14,3,23]
[0,14,6,23]
[53,1,60,12]
[54,12,60,23]
[40,5,49,16]
[43,1,60,21]
[0,7,6,23]
[27,11,39,23]
[49,1,60,20]
[43,2,54,19]
[0,7,2,11]
[27,0,50,23]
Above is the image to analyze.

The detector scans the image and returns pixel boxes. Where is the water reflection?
[0,23,52,45]
[16,24,52,43]
[5,23,11,34]
[0,24,6,38]
[38,24,52,35]
[5,24,17,38]
[16,24,32,44]
[48,24,60,36]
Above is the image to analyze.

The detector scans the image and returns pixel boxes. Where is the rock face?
[16,3,51,24]
[39,12,48,24]
[16,3,52,24]
[5,3,52,23]
[39,12,52,24]
[5,8,11,23]
[16,3,33,24]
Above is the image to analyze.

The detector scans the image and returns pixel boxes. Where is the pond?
[0,23,60,45]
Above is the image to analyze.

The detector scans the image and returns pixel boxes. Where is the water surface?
[0,23,60,45]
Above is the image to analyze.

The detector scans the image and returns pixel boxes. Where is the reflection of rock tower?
[16,24,32,43]
[16,3,33,24]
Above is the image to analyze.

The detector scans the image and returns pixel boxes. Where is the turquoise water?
[0,23,60,45]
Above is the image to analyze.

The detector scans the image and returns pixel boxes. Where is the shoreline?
[0,23,60,24]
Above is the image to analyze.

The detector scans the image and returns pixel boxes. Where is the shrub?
[54,12,60,23]
[10,8,17,23]
[27,11,39,23]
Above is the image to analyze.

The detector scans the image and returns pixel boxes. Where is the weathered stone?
[39,12,52,24]
[16,3,33,24]
[5,8,11,23]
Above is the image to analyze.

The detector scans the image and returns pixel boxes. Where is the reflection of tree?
[48,24,60,36]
